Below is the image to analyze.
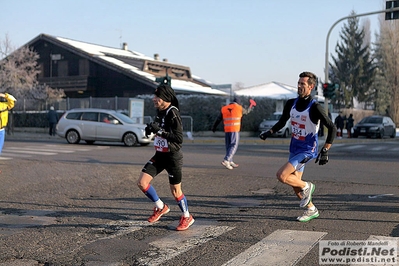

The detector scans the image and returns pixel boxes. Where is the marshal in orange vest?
[221,103,243,132]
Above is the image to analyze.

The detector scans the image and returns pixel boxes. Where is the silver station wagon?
[259,112,291,138]
[56,108,154,147]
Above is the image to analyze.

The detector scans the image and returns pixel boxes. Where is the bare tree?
[0,34,15,59]
[0,34,65,103]
[0,34,39,98]
[375,16,399,124]
[233,82,245,91]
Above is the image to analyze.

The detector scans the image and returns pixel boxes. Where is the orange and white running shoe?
[176,215,195,231]
[148,204,170,223]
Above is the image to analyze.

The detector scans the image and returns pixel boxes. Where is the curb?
[4,128,398,145]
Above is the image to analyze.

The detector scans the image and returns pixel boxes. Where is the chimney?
[122,42,128,50]
[154,53,160,60]
[163,58,168,62]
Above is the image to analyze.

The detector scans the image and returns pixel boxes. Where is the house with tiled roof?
[24,34,227,98]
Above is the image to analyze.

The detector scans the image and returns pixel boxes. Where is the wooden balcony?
[39,76,88,91]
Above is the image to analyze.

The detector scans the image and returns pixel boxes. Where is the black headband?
[155,84,179,109]
[155,84,175,102]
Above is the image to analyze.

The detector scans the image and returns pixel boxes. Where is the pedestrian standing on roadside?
[0,93,16,154]
[137,83,194,231]
[346,114,354,138]
[47,106,58,136]
[260,71,336,222]
[334,112,344,139]
[211,97,254,170]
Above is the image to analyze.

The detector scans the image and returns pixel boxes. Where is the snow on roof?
[55,36,228,96]
[56,37,152,59]
[235,81,298,99]
[171,79,226,95]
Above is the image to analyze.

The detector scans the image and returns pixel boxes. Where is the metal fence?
[14,97,130,113]
[13,96,194,132]
[181,116,193,133]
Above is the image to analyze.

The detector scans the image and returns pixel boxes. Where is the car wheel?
[123,132,138,147]
[85,140,95,145]
[66,130,80,144]
[379,129,384,139]
[353,133,358,138]
[390,129,396,138]
[282,128,289,138]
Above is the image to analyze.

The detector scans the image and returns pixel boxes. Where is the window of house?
[79,59,89,75]
[69,59,79,76]
[58,61,68,77]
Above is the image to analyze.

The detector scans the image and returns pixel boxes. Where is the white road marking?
[344,145,367,150]
[368,194,394,199]
[0,156,14,160]
[6,147,75,153]
[330,143,346,148]
[93,220,148,240]
[136,219,234,266]
[1,153,33,158]
[2,149,57,155]
[370,146,385,151]
[1,144,110,159]
[222,229,327,266]
[43,144,110,151]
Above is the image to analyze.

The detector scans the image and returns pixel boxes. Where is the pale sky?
[0,0,387,88]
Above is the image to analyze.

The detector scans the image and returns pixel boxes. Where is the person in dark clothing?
[346,113,354,138]
[47,106,58,136]
[137,83,194,231]
[259,71,336,222]
[334,112,344,139]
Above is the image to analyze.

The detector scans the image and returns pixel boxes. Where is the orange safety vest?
[221,103,243,132]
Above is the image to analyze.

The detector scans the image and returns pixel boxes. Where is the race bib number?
[291,122,305,141]
[154,136,169,152]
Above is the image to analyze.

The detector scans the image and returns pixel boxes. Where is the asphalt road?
[0,135,398,266]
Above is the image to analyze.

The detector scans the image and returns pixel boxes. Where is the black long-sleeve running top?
[154,105,183,152]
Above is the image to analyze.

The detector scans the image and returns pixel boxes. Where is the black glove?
[315,148,329,165]
[259,131,272,140]
[149,122,161,133]
[145,124,152,138]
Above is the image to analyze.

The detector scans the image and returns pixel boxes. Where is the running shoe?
[297,207,319,222]
[176,214,195,231]
[148,204,170,223]
[221,160,233,170]
[230,162,239,168]
[299,182,315,208]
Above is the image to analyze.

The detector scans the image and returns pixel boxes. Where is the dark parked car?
[352,115,396,139]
